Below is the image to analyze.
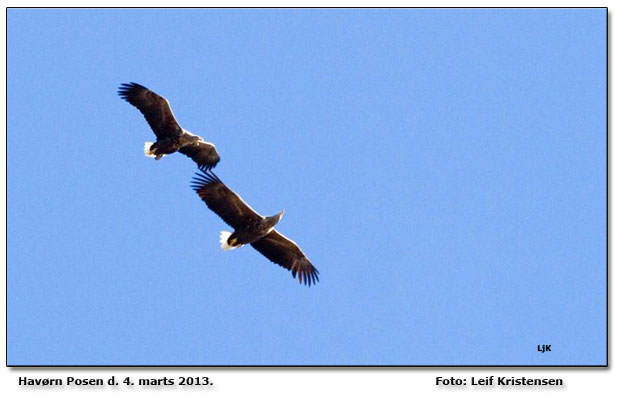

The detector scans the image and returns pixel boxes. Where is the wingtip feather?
[117,82,149,100]
[190,169,220,192]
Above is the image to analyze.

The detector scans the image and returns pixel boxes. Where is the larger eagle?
[191,170,319,286]
[118,82,220,170]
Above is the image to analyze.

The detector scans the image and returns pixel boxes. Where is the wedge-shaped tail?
[144,141,156,158]
[219,231,239,251]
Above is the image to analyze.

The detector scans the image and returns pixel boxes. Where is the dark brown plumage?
[191,170,319,286]
[118,82,220,170]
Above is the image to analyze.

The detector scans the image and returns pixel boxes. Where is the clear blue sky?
[7,8,606,365]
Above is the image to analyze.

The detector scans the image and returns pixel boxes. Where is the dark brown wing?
[251,230,319,286]
[118,82,182,140]
[191,170,262,229]
[179,140,220,170]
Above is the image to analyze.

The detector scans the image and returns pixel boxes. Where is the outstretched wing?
[179,140,220,170]
[251,230,319,286]
[118,82,182,140]
[191,170,262,229]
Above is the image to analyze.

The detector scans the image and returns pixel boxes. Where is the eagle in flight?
[118,82,220,170]
[191,170,319,286]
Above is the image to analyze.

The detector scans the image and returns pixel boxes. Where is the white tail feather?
[219,231,238,251]
[144,142,156,158]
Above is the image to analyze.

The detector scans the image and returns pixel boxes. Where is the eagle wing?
[118,82,182,140]
[179,140,221,171]
[251,230,319,286]
[191,170,262,229]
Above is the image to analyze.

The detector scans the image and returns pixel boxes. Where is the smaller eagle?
[191,170,319,286]
[118,82,220,170]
